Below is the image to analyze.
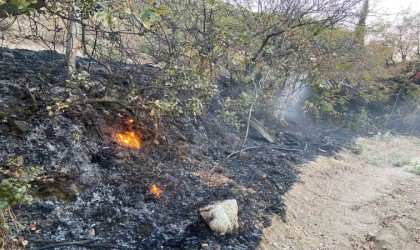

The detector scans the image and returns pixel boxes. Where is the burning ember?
[115,131,141,149]
[126,119,135,125]
[149,184,163,197]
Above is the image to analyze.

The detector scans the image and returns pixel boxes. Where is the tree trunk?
[355,0,369,45]
[65,6,79,74]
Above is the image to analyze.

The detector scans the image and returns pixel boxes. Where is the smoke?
[275,78,312,124]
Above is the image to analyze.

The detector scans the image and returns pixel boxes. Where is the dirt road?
[260,135,420,250]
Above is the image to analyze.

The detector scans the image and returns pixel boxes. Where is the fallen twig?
[36,239,94,249]
[227,143,307,158]
[241,76,260,148]
[34,239,128,250]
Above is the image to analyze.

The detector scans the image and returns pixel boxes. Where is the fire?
[115,131,141,149]
[149,184,163,197]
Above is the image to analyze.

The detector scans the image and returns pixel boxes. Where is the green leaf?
[156,6,169,15]
[335,63,350,71]
[142,20,152,29]
[2,179,12,188]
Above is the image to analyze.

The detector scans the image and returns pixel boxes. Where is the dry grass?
[0,206,26,250]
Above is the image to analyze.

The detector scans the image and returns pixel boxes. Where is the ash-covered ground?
[0,47,356,249]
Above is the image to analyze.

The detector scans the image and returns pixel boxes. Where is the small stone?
[200,199,239,235]
[275,184,284,193]
[21,240,29,247]
[366,231,376,241]
[88,228,96,236]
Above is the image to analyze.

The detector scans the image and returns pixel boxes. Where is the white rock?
[199,199,239,235]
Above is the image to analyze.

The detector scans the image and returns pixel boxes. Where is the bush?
[0,178,33,209]
[0,158,42,249]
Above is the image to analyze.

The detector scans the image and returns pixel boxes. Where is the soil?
[260,136,420,250]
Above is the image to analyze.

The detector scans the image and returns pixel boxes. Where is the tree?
[374,12,420,63]
[394,17,415,62]
[0,0,367,121]
[355,0,369,44]
[411,13,420,58]
[0,1,164,73]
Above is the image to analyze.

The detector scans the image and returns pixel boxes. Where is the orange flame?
[115,131,141,149]
[149,184,163,197]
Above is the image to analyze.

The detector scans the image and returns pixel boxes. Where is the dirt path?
[260,135,420,250]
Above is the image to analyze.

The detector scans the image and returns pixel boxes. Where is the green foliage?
[352,143,364,155]
[372,132,382,141]
[0,167,39,248]
[303,18,420,133]
[219,92,255,130]
[69,71,94,88]
[7,0,36,10]
[394,159,412,167]
[95,11,114,29]
[411,166,420,175]
[5,0,417,136]
[186,97,204,116]
[220,110,242,131]
[146,64,218,118]
[1,0,166,29]
[305,86,351,119]
[237,92,254,107]
[347,108,378,133]
[369,131,393,141]
[0,178,32,209]
[0,0,39,17]
[382,131,393,141]
[394,160,420,175]
[0,156,43,210]
[1,157,43,210]
[150,99,183,117]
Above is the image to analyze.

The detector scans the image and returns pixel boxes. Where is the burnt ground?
[1,47,358,249]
